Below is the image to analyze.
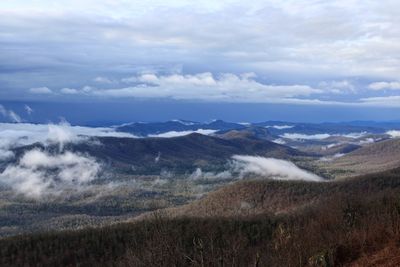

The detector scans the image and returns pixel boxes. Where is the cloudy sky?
[1,0,400,123]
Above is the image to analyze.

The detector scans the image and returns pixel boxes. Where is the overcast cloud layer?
[1,1,400,107]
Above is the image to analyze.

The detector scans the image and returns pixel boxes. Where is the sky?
[1,0,400,123]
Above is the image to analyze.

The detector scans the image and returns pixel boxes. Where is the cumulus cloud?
[231,155,322,181]
[60,86,97,95]
[148,129,217,138]
[0,149,101,199]
[29,87,53,94]
[60,88,79,94]
[368,82,400,91]
[81,72,322,102]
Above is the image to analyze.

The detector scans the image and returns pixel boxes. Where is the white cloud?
[148,129,217,138]
[3,1,400,106]
[0,121,139,199]
[272,138,286,145]
[281,133,331,140]
[60,88,79,94]
[319,80,356,94]
[0,122,135,144]
[170,119,198,126]
[359,96,400,107]
[82,86,95,92]
[368,82,400,91]
[189,168,232,181]
[266,125,294,130]
[47,122,79,151]
[0,105,22,123]
[281,132,368,140]
[60,86,97,95]
[0,149,14,160]
[341,132,368,138]
[231,155,322,181]
[0,149,101,199]
[29,87,53,94]
[7,111,21,123]
[88,72,322,102]
[93,76,113,84]
[24,104,33,115]
[387,130,400,138]
[0,105,6,117]
[358,138,376,145]
[0,122,137,161]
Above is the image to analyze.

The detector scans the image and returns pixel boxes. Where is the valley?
[0,119,400,266]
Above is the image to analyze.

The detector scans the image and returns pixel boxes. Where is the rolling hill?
[319,138,400,178]
[135,167,400,219]
[2,168,400,266]
[13,133,307,174]
[216,126,276,141]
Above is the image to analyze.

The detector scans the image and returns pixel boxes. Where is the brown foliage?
[2,169,400,266]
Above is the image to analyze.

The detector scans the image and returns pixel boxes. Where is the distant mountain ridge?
[116,120,246,136]
[114,119,400,137]
[319,138,400,178]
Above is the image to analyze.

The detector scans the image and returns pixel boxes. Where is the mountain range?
[114,119,400,137]
[12,132,306,175]
[1,119,400,266]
